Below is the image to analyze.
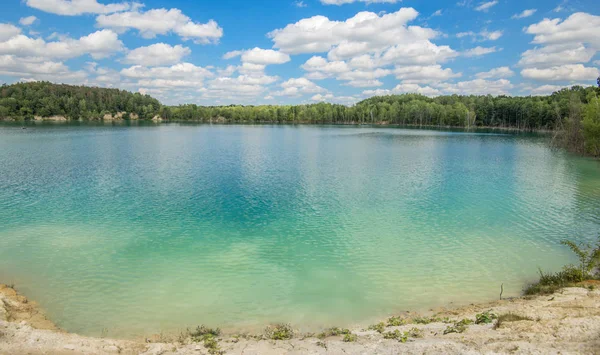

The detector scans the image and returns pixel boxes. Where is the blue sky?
[0,0,599,105]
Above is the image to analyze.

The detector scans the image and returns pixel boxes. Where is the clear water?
[1,123,599,338]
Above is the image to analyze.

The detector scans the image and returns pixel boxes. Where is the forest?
[0,82,161,120]
[1,80,600,156]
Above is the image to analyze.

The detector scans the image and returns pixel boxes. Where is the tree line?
[0,81,161,120]
[1,80,599,156]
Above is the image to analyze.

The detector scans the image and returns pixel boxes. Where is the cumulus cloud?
[512,9,537,19]
[474,1,498,12]
[393,65,461,83]
[525,12,600,47]
[124,43,191,66]
[518,44,596,68]
[0,29,124,59]
[96,8,223,44]
[25,0,130,16]
[274,78,326,96]
[475,66,514,79]
[0,24,21,42]
[521,64,599,81]
[463,46,499,57]
[223,48,290,65]
[268,8,438,56]
[457,29,503,41]
[19,16,38,26]
[0,55,87,83]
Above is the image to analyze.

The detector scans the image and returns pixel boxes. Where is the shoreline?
[0,118,554,133]
[2,282,599,354]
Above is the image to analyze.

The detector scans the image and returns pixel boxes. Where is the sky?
[0,0,599,106]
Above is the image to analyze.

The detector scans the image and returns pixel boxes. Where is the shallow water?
[0,123,599,338]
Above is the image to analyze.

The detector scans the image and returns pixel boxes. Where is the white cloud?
[25,0,130,16]
[310,93,359,105]
[463,46,499,57]
[431,10,442,17]
[363,83,442,97]
[268,8,438,56]
[512,9,537,19]
[527,84,564,95]
[393,65,461,83]
[437,79,513,95]
[0,29,124,60]
[274,77,326,96]
[223,48,290,65]
[121,63,211,78]
[457,29,503,41]
[525,12,600,48]
[320,0,399,4]
[474,1,498,12]
[475,66,514,79]
[124,43,191,66]
[0,55,87,83]
[96,8,223,44]
[518,43,596,68]
[19,16,38,26]
[294,1,307,7]
[0,24,21,42]
[521,64,599,81]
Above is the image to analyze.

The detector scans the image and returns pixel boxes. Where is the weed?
[383,330,408,343]
[343,333,358,342]
[368,322,386,333]
[316,341,327,349]
[264,323,293,340]
[387,316,406,327]
[475,311,498,324]
[317,327,350,339]
[407,327,423,338]
[443,319,472,335]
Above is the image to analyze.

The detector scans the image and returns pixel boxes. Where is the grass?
[367,322,386,333]
[494,313,533,329]
[317,327,350,339]
[387,316,406,326]
[443,319,473,335]
[187,326,224,354]
[525,236,600,296]
[382,327,423,343]
[411,316,451,324]
[264,323,294,340]
[343,333,358,342]
[475,311,498,325]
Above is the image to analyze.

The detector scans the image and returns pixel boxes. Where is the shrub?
[343,333,358,342]
[387,316,406,326]
[264,324,293,340]
[368,322,386,333]
[317,327,350,339]
[475,311,498,324]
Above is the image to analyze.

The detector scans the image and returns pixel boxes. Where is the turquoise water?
[1,123,599,338]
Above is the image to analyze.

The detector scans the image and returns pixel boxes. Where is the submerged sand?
[1,282,599,355]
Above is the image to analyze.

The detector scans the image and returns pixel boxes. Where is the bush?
[264,324,293,340]
[475,311,498,324]
[343,333,357,342]
[317,327,350,339]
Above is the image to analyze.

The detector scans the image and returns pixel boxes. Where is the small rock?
[64,344,76,350]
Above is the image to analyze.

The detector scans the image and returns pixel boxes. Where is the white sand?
[1,283,599,354]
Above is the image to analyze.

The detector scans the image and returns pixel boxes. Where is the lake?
[0,123,599,338]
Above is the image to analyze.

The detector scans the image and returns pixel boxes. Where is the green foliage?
[475,311,498,324]
[582,92,600,156]
[317,327,350,339]
[264,324,294,340]
[342,333,358,342]
[387,316,406,327]
[0,82,160,120]
[382,330,408,343]
[189,325,221,340]
[443,319,473,335]
[411,316,451,324]
[367,322,386,333]
[525,237,600,295]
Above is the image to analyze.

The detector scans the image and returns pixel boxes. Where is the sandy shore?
[1,282,600,355]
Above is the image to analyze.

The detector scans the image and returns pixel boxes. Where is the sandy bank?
[1,283,600,355]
